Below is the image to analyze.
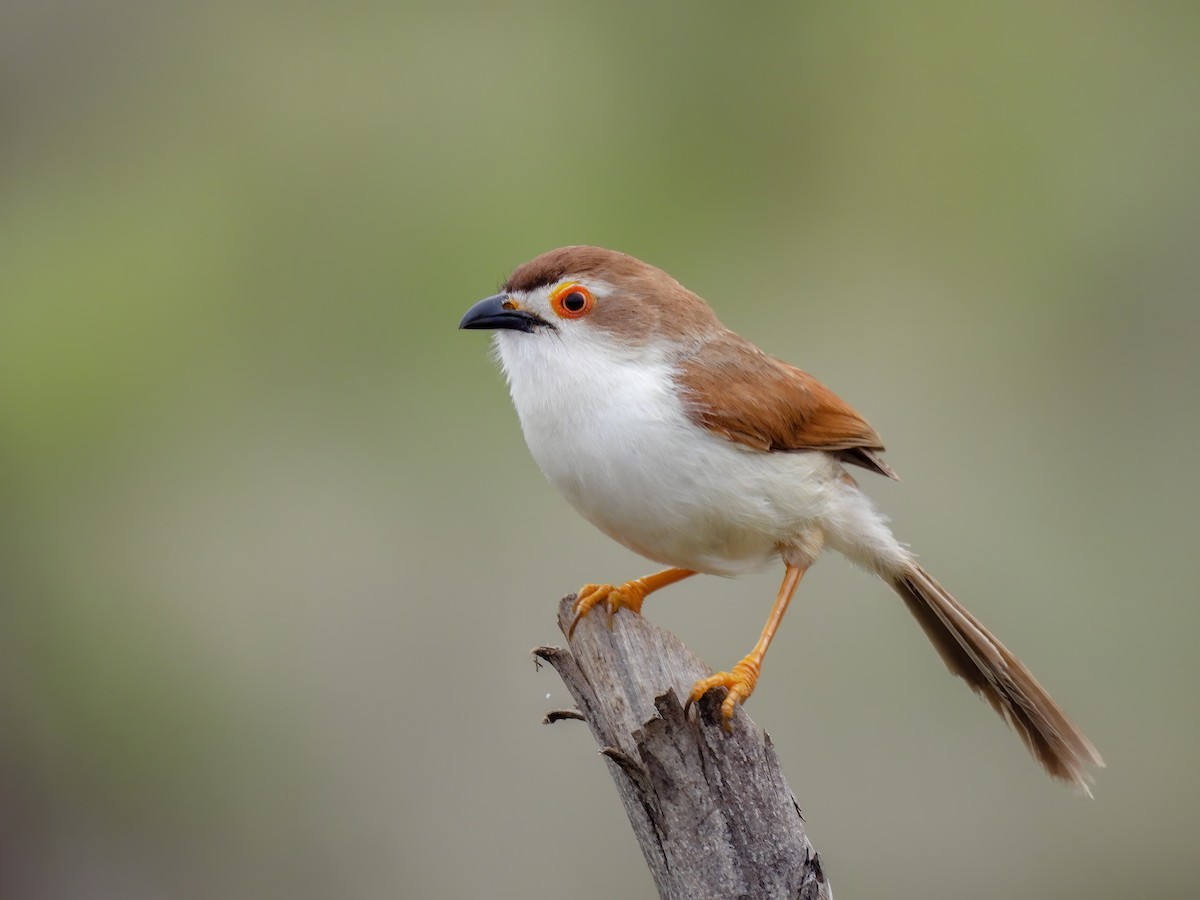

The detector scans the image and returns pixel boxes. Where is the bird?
[459,245,1103,791]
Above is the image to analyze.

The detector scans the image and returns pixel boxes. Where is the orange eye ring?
[549,282,595,319]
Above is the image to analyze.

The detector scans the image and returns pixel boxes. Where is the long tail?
[891,563,1104,792]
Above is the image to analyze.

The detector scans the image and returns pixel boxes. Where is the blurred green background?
[2,2,1197,897]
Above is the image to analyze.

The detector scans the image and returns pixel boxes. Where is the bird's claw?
[684,658,762,732]
[568,580,649,639]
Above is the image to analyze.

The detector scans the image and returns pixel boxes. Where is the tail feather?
[891,563,1104,792]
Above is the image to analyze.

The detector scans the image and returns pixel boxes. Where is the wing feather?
[677,334,898,479]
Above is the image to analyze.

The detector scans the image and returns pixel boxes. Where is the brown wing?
[677,333,898,479]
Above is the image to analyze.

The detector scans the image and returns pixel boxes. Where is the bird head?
[459,246,721,356]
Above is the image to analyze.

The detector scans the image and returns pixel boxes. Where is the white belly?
[495,333,843,575]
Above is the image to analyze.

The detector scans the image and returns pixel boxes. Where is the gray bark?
[534,595,832,900]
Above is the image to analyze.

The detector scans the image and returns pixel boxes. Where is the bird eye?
[549,282,595,319]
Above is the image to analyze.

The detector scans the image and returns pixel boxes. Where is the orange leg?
[568,568,696,639]
[686,564,808,731]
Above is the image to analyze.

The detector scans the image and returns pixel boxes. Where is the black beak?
[458,294,546,333]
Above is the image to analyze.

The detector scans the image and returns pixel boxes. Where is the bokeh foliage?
[2,2,1198,897]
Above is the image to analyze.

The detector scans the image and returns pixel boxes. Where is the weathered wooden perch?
[533,595,832,900]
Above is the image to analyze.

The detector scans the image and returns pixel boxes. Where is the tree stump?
[534,595,832,900]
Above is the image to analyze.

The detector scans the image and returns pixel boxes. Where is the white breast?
[494,330,848,575]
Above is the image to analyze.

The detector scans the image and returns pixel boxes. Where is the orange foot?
[568,580,650,639]
[685,657,762,733]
